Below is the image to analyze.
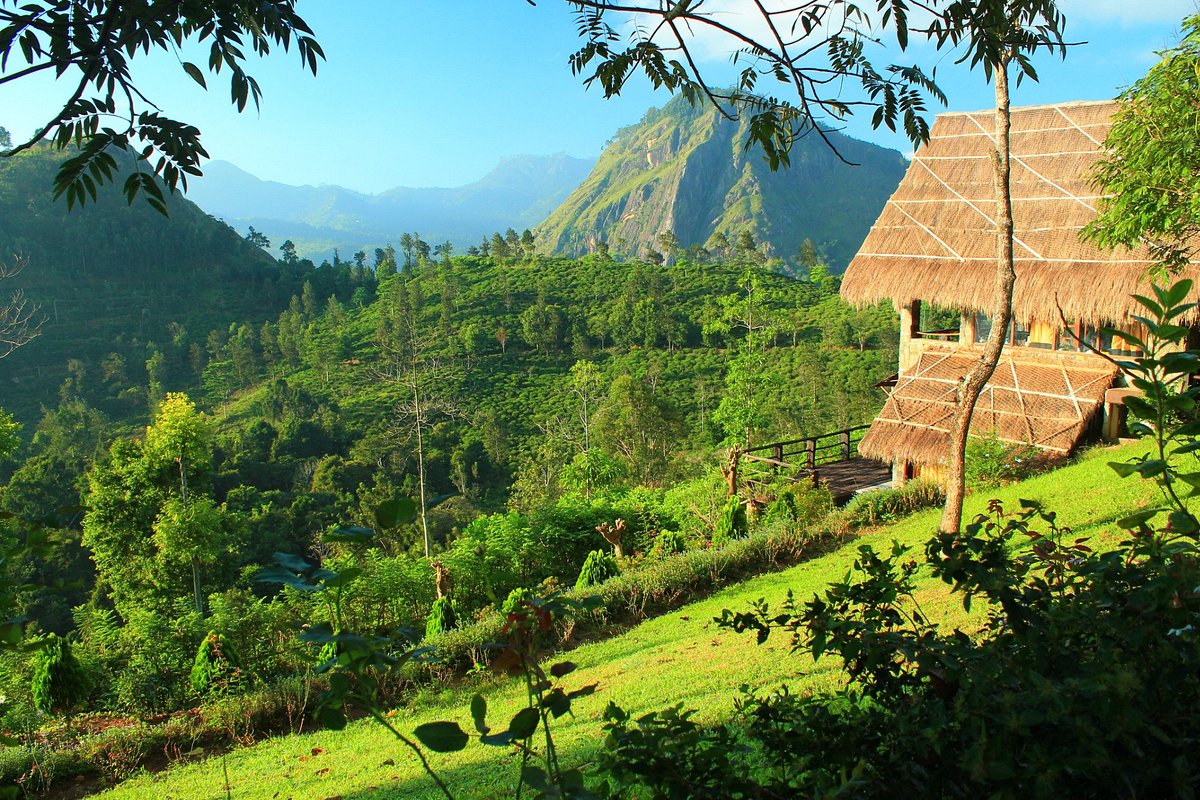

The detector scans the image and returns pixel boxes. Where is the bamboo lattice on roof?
[858,346,1118,466]
[841,100,1200,326]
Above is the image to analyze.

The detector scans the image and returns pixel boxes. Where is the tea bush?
[650,530,687,557]
[842,480,944,527]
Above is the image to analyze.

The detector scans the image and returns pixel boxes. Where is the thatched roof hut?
[841,100,1198,326]
[857,347,1118,465]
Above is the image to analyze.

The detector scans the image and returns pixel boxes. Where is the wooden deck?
[734,425,893,503]
[808,457,893,501]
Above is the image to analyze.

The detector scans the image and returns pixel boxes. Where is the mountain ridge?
[185,153,597,261]
[536,96,907,270]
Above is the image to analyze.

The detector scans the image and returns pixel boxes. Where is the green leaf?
[470,694,489,735]
[1167,510,1200,534]
[1136,459,1168,478]
[1108,461,1139,478]
[520,764,550,791]
[317,704,347,730]
[322,567,363,589]
[1131,295,1164,318]
[254,566,321,591]
[508,707,540,739]
[1117,508,1161,529]
[1165,279,1193,307]
[181,61,207,89]
[1161,352,1200,373]
[550,661,577,678]
[375,497,417,529]
[413,721,469,753]
[323,526,375,545]
[270,551,313,572]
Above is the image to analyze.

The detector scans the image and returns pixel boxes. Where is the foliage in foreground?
[595,280,1200,799]
[601,498,1199,797]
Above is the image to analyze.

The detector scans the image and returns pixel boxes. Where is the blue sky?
[2,0,1198,193]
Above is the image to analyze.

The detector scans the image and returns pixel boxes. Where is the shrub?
[659,470,727,539]
[414,519,838,676]
[608,495,1200,798]
[501,587,532,615]
[760,480,834,530]
[112,605,203,714]
[842,480,944,528]
[650,530,687,557]
[712,496,747,545]
[31,634,92,716]
[964,431,1050,488]
[190,630,243,698]
[424,597,456,640]
[574,549,620,591]
[205,588,309,687]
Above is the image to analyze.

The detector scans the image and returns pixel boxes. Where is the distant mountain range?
[536,96,907,270]
[186,99,905,270]
[184,154,597,261]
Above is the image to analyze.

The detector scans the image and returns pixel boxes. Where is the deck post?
[806,438,816,471]
[840,430,852,460]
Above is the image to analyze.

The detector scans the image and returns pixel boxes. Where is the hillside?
[0,146,360,429]
[185,154,596,261]
[92,440,1155,800]
[536,96,908,270]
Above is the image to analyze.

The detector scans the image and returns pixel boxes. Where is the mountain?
[0,147,321,428]
[184,154,596,261]
[536,96,908,270]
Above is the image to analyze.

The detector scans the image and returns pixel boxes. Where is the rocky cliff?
[536,97,906,270]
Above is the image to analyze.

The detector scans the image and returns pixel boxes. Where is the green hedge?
[420,516,848,675]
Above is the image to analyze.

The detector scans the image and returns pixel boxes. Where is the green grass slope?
[97,441,1154,800]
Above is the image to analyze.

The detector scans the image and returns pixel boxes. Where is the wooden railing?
[721,424,888,501]
[739,424,872,473]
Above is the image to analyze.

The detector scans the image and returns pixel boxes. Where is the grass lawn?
[97,440,1156,800]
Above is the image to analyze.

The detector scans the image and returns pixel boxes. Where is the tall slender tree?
[374,280,461,557]
[918,2,1067,534]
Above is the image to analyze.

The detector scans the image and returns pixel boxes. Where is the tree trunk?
[415,389,431,559]
[191,554,203,615]
[940,55,1015,535]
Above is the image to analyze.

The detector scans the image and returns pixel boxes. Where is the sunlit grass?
[98,440,1155,800]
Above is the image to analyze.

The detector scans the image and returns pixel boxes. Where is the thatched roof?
[841,100,1199,326]
[859,346,1118,466]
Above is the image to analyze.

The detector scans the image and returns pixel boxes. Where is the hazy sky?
[2,0,1198,194]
